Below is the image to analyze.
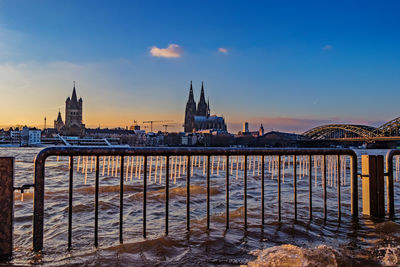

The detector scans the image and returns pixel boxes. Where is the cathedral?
[184,81,227,133]
[54,82,85,136]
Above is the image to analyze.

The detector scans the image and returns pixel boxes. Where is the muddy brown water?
[2,147,400,266]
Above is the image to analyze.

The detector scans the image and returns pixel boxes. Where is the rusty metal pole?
[385,150,395,218]
[350,155,358,217]
[33,154,45,252]
[0,157,14,260]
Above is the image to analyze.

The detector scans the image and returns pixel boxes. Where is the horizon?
[0,1,399,133]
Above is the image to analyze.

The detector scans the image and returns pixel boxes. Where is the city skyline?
[0,81,389,134]
[0,1,399,133]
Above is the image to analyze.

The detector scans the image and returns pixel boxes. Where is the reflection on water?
[1,147,400,266]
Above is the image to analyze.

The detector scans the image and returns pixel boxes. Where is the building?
[54,111,64,132]
[243,122,249,133]
[26,127,41,145]
[54,83,86,136]
[64,83,85,136]
[10,129,21,142]
[238,123,264,137]
[184,81,227,133]
[259,124,264,136]
[11,127,41,146]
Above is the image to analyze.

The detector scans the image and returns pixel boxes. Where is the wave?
[245,244,377,267]
[127,184,220,202]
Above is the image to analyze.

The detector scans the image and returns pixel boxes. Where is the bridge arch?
[375,117,400,136]
[303,124,378,139]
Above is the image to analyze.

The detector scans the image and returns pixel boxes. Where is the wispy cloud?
[218,47,228,54]
[150,44,182,58]
[322,44,333,51]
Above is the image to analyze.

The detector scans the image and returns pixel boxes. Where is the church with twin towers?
[184,81,227,133]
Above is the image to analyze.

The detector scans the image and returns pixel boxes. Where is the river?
[1,147,400,266]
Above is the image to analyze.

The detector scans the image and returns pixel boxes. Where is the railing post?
[385,151,395,218]
[323,155,327,220]
[361,155,385,217]
[120,156,124,243]
[68,156,73,249]
[244,155,247,229]
[350,155,358,217]
[0,157,14,260]
[225,155,229,229]
[186,155,190,231]
[33,155,45,252]
[165,156,169,235]
[206,155,210,230]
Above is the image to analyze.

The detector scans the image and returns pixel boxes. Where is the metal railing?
[32,147,359,252]
[385,149,400,218]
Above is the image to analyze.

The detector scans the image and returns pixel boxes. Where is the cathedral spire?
[184,81,197,133]
[207,98,210,116]
[188,81,195,104]
[197,81,208,116]
[199,81,205,103]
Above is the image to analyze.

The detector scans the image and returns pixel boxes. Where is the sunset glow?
[0,1,399,133]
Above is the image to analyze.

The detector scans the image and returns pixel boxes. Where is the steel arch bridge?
[375,117,400,136]
[303,117,400,139]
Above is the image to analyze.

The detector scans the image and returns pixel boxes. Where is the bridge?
[303,117,400,141]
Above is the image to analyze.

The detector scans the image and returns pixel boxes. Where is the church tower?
[64,82,85,136]
[197,82,208,116]
[184,81,197,132]
[54,111,64,132]
[259,124,264,136]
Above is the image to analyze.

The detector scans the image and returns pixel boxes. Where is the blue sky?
[0,0,399,132]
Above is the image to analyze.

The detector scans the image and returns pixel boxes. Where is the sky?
[0,0,399,133]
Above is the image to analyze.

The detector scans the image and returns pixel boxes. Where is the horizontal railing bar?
[34,147,358,159]
[386,149,400,159]
[13,184,35,192]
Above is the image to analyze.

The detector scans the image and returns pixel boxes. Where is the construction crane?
[142,120,173,132]
[162,122,180,132]
[162,124,171,132]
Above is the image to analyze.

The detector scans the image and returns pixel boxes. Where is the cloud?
[150,44,182,58]
[322,44,333,51]
[218,47,228,54]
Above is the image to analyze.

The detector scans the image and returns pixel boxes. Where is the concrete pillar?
[0,157,14,260]
[361,155,385,217]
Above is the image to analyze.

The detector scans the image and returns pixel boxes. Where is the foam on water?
[246,245,347,267]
